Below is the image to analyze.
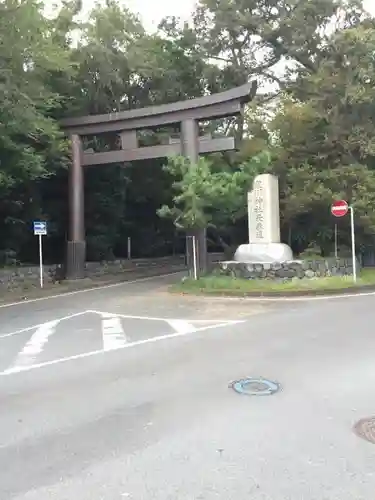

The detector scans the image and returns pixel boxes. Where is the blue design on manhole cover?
[230,377,280,396]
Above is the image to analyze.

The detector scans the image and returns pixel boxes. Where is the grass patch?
[170,269,375,296]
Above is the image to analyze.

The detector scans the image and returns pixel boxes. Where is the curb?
[170,283,375,298]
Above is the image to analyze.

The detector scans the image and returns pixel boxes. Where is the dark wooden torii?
[60,81,257,279]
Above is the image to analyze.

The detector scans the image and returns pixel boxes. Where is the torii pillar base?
[66,241,86,280]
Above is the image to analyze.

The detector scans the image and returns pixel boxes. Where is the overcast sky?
[45,0,375,37]
[89,0,374,31]
[124,0,195,30]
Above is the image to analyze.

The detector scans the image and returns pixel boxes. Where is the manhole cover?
[354,417,375,444]
[230,377,280,396]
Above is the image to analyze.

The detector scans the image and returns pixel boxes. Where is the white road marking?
[88,310,170,322]
[88,309,243,324]
[0,309,241,342]
[0,271,184,309]
[0,311,91,339]
[0,320,245,376]
[7,319,59,370]
[167,319,198,334]
[101,314,127,351]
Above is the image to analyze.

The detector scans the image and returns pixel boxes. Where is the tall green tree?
[271,20,375,253]
[0,0,74,262]
[0,0,73,185]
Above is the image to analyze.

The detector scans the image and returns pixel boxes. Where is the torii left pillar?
[181,119,207,276]
[66,134,86,279]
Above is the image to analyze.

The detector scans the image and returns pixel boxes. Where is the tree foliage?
[271,20,375,253]
[0,0,71,185]
[0,0,375,263]
[158,151,270,231]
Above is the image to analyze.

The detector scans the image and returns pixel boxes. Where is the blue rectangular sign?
[33,221,47,236]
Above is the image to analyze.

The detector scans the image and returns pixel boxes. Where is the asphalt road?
[0,272,375,499]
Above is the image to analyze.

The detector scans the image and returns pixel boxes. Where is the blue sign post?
[33,221,47,288]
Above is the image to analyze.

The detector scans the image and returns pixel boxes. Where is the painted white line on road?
[101,314,127,351]
[0,309,242,341]
[167,319,197,334]
[7,319,59,371]
[0,320,245,376]
[0,311,91,339]
[88,310,244,324]
[88,310,170,322]
[0,271,184,310]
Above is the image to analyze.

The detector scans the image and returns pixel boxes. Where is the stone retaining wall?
[0,257,183,291]
[0,253,224,291]
[214,258,359,280]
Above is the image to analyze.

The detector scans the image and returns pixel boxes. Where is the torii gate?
[60,81,257,279]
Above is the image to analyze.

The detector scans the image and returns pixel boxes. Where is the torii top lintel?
[60,81,257,136]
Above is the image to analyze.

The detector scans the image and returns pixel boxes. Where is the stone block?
[305,269,315,278]
[271,262,282,270]
[302,260,311,270]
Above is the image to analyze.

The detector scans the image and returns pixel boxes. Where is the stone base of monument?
[234,243,293,263]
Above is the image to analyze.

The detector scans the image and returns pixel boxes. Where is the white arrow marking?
[7,320,59,371]
[101,314,127,351]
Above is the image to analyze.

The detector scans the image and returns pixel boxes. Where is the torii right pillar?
[181,119,207,276]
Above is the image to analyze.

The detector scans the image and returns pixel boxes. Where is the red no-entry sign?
[331,200,348,217]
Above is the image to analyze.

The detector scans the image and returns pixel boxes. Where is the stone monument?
[234,173,293,263]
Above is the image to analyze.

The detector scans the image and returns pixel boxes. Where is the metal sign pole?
[334,223,338,258]
[127,237,131,260]
[349,206,357,282]
[33,221,47,288]
[192,235,198,280]
[39,234,44,288]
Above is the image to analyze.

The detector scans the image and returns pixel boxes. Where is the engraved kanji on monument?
[248,174,280,244]
[235,173,293,263]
